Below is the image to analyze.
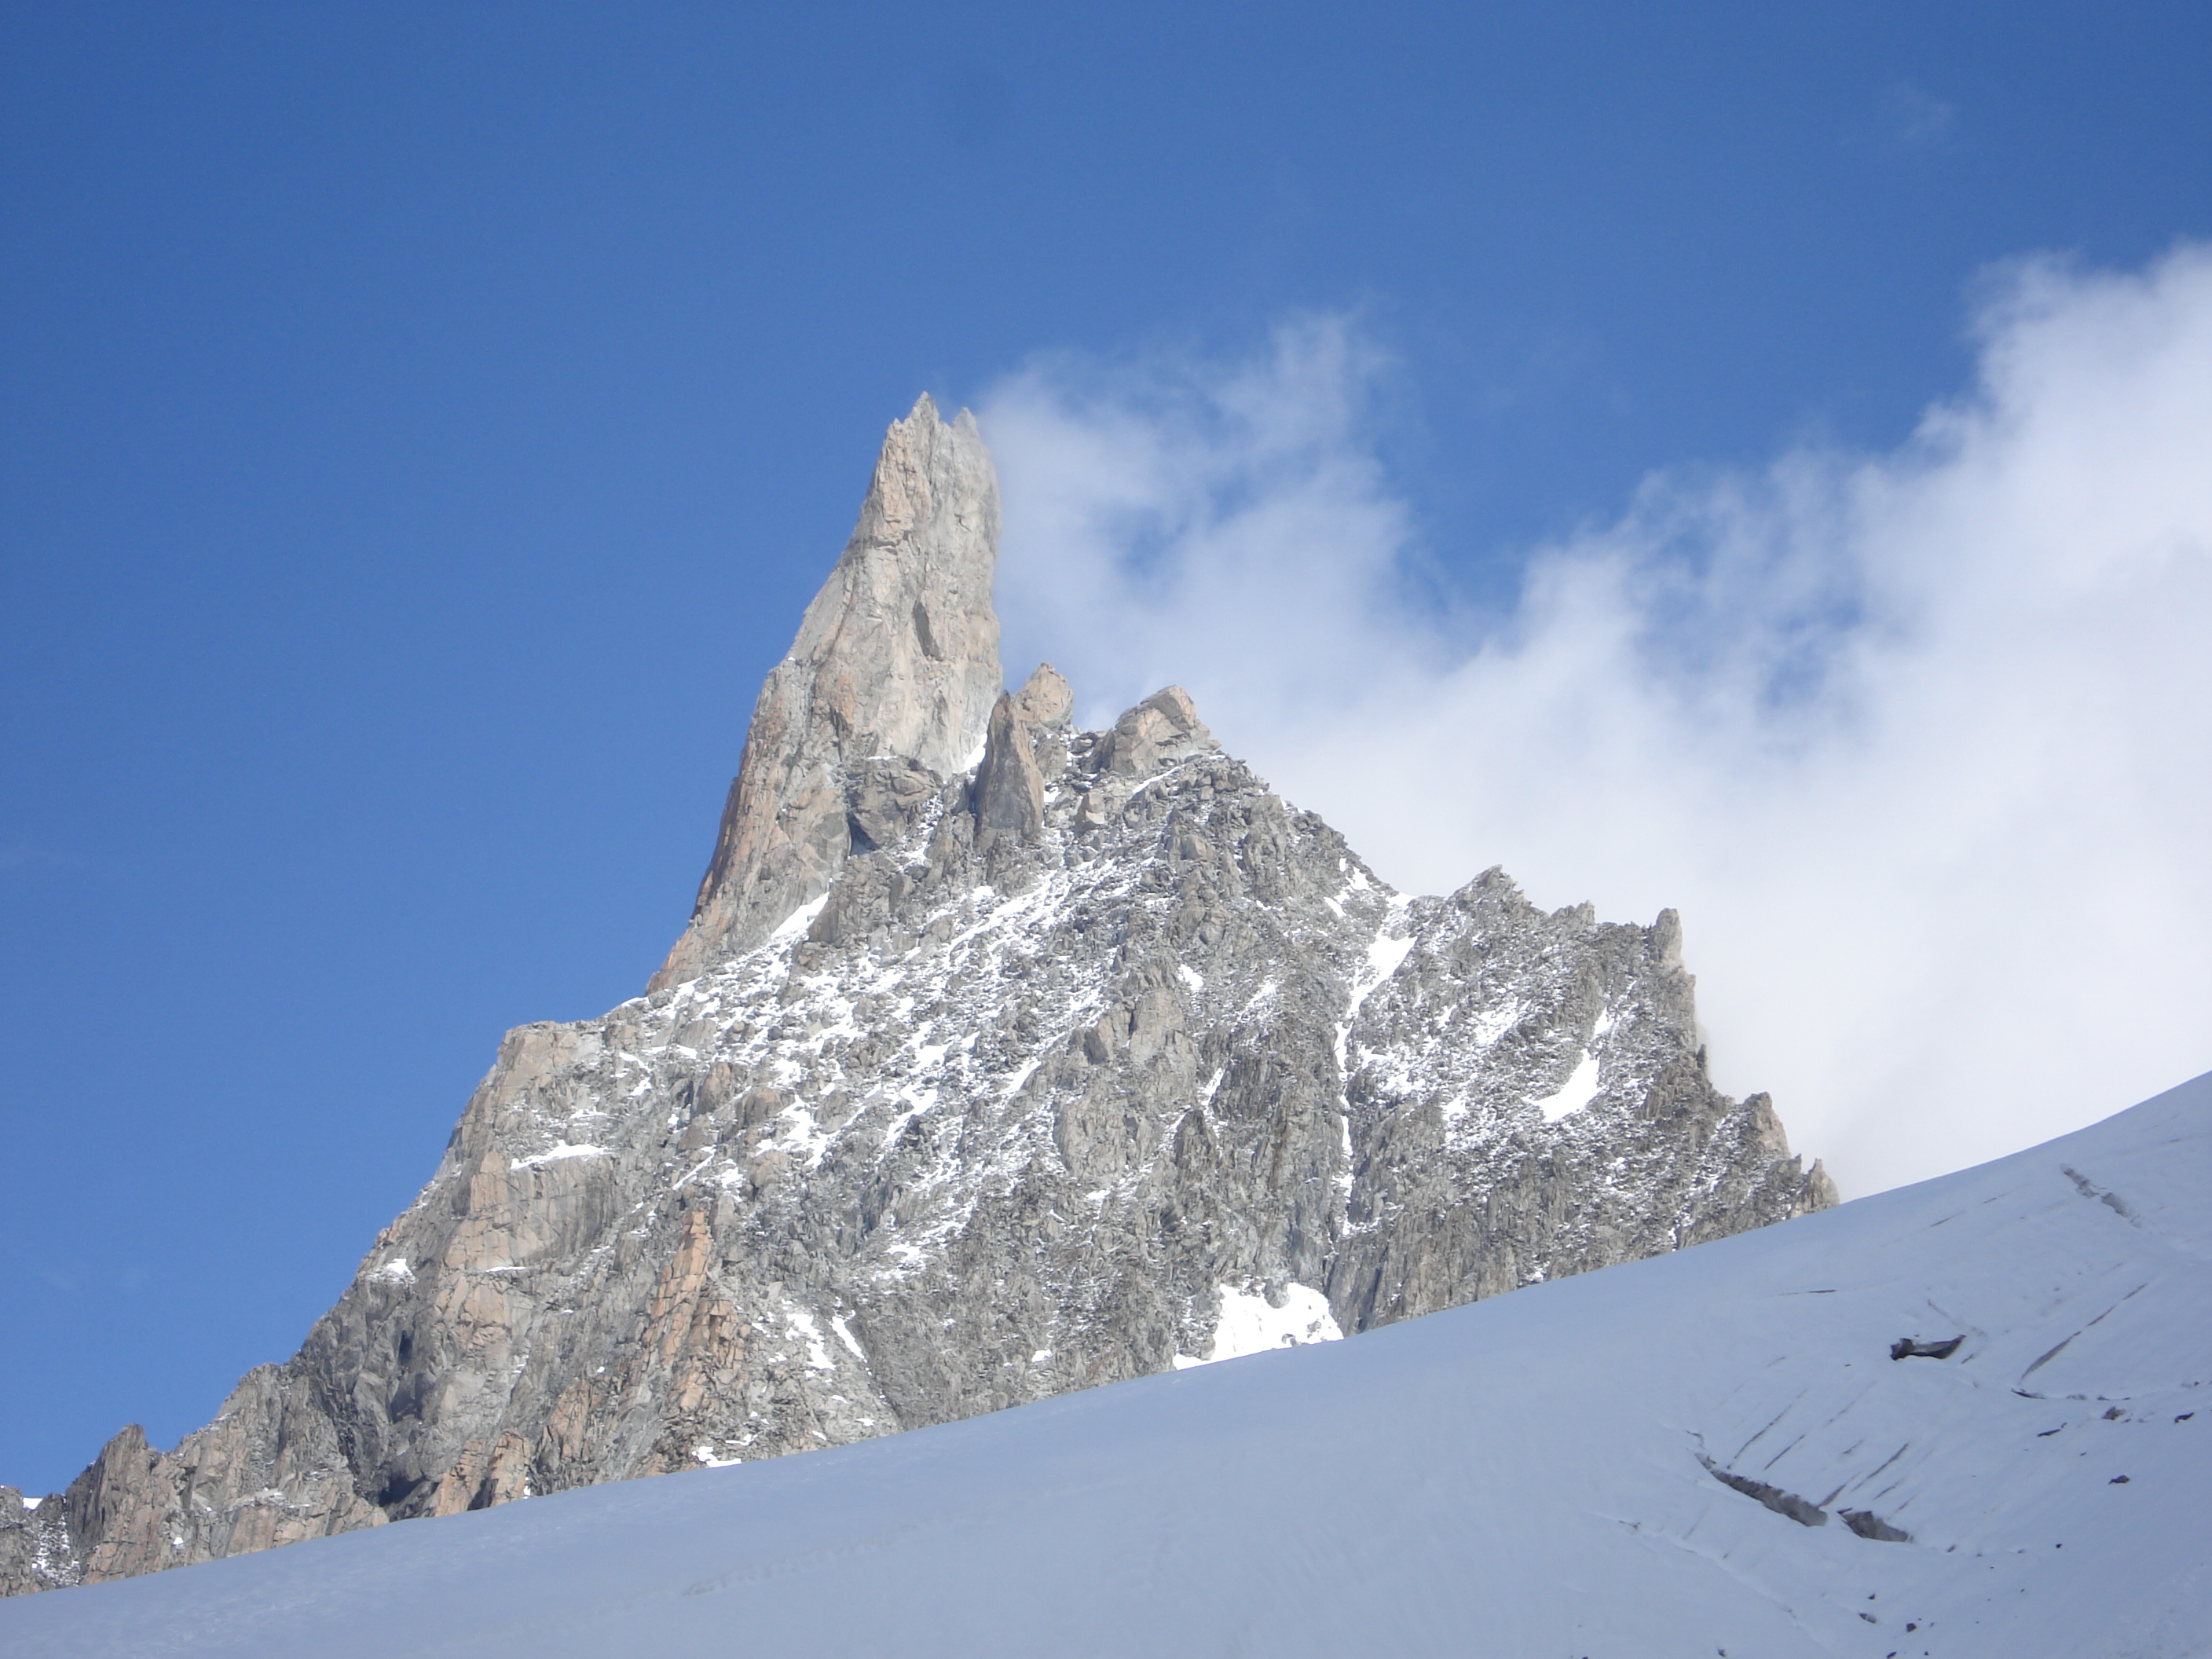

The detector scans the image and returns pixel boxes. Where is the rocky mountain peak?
[2,401,1833,1602]
[653,394,1002,989]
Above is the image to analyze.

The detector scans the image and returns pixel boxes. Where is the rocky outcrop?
[652,394,1002,989]
[1,1374,383,1594]
[2,400,1833,1599]
[975,663,1072,854]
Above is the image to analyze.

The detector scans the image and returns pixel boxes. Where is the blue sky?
[4,3,2207,1496]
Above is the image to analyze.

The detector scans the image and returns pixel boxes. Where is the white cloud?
[1877,80,1956,152]
[980,247,2212,1198]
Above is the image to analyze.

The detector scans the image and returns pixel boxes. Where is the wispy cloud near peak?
[980,247,2212,1197]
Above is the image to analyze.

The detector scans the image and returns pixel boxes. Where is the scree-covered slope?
[5,1071,2205,1657]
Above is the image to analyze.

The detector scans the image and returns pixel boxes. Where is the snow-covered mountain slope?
[9,1071,2204,1658]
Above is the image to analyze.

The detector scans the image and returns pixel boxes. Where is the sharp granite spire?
[1,401,1832,1601]
[653,394,1002,990]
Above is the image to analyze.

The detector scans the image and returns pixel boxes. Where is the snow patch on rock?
[1174,1283,1343,1368]
[1533,1052,1603,1122]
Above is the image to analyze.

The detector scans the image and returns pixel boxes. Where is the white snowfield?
[11,1072,2208,1657]
[1173,1281,1343,1368]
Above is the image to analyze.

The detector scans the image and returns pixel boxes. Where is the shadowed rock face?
[2,403,1833,1599]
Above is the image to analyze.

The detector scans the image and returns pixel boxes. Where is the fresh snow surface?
[1533,1048,1603,1122]
[765,893,830,945]
[507,1142,608,1170]
[1350,898,1415,1019]
[1171,1283,1342,1368]
[783,1307,836,1373]
[10,1072,2210,1658]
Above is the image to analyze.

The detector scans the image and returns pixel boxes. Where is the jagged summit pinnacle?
[653,394,1003,990]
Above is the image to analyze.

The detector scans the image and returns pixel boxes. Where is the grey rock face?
[652,394,1002,990]
[1,403,1833,1599]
